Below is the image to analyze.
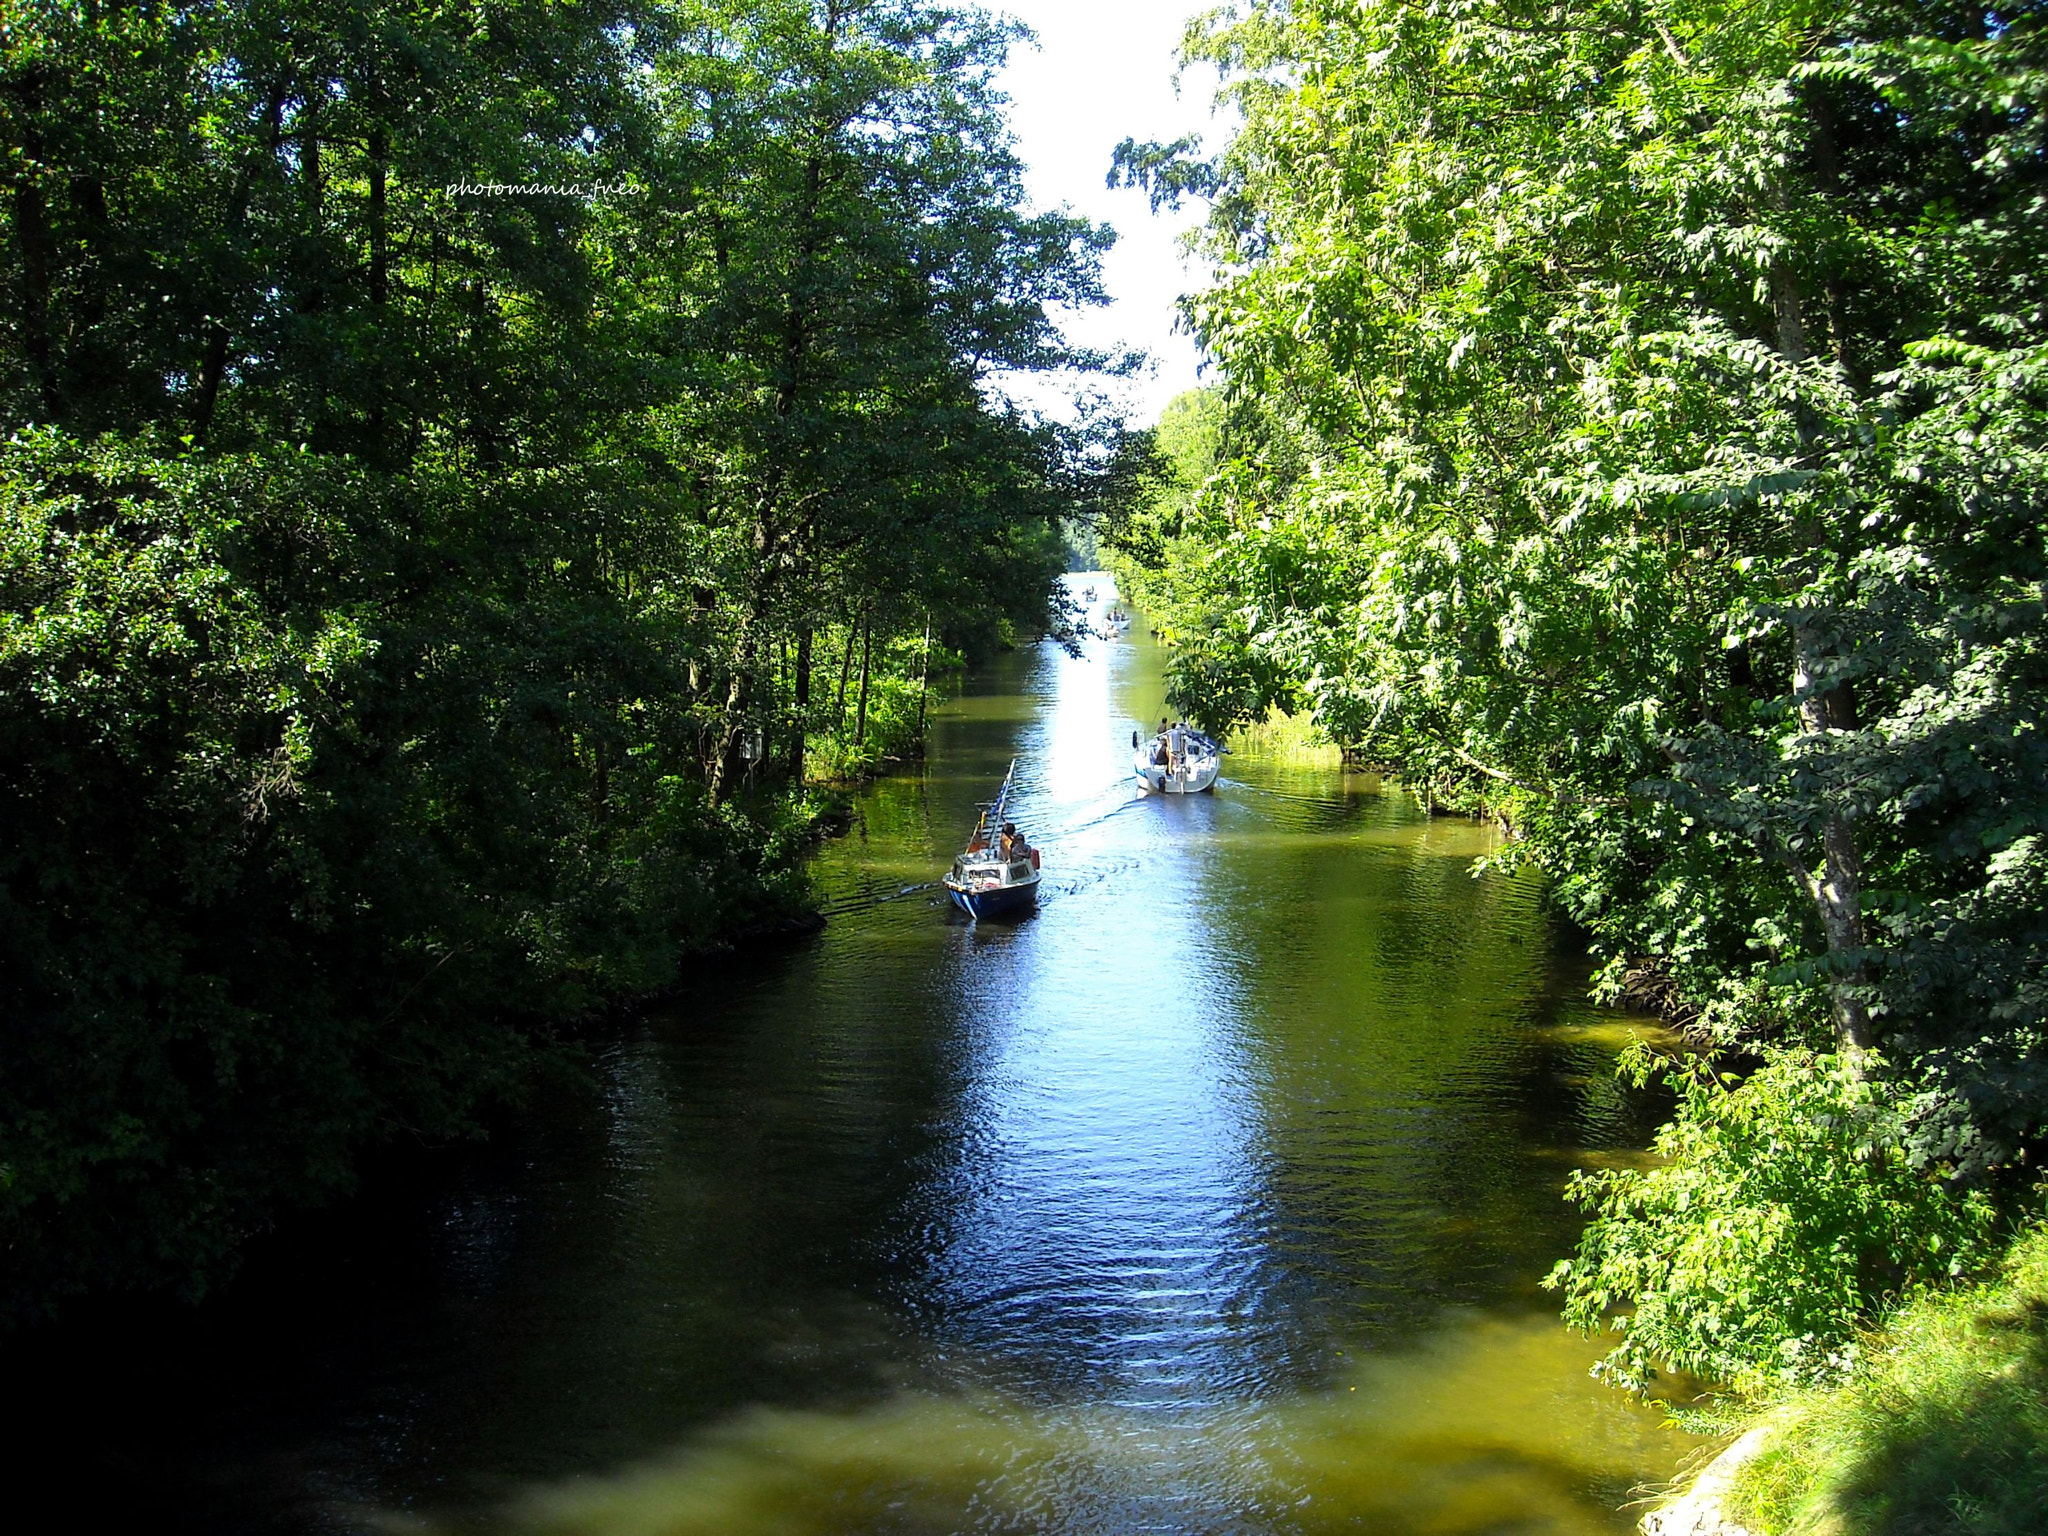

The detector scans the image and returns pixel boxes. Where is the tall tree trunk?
[1769,254,1807,366]
[913,612,932,750]
[709,525,776,803]
[834,619,858,729]
[1790,626,1875,1058]
[854,618,874,747]
[1770,232,1875,1061]
[1804,85,1854,374]
[688,582,715,699]
[788,624,812,782]
[194,86,287,445]
[708,656,751,804]
[719,5,846,791]
[291,106,328,454]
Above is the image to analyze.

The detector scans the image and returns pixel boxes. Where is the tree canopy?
[0,0,1114,1320]
[1107,0,2047,1389]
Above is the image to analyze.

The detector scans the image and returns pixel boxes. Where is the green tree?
[636,0,1107,797]
[0,0,1117,1319]
[1113,0,2048,1384]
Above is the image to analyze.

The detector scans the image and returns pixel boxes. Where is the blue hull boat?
[947,879,1038,920]
[942,761,1041,922]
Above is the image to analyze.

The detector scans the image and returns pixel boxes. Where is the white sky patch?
[992,0,1221,429]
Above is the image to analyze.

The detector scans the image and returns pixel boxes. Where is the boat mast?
[971,760,1017,850]
[987,759,1016,838]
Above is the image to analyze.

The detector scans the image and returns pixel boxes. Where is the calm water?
[18,576,1698,1533]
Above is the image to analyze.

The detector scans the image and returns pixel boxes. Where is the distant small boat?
[1133,724,1221,794]
[943,760,1042,919]
[1081,585,1098,603]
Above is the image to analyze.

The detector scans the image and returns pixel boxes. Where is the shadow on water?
[8,576,1700,1534]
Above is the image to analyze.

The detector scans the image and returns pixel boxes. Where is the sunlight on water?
[372,584,1706,1536]
[426,579,1701,1536]
[464,1316,1698,1536]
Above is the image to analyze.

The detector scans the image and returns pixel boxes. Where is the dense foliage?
[1549,1049,1996,1395]
[1,0,1110,1320]
[1108,0,2047,1387]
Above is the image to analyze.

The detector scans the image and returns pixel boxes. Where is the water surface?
[18,578,1697,1533]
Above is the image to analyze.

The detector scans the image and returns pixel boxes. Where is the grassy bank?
[1721,1214,2048,1536]
[1229,707,1344,767]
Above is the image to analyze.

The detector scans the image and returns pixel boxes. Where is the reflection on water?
[17,576,1699,1534]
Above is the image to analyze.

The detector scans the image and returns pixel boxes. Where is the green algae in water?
[460,1317,1699,1536]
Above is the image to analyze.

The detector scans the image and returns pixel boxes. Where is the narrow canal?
[26,576,1700,1534]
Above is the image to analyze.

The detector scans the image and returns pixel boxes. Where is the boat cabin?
[952,853,1034,889]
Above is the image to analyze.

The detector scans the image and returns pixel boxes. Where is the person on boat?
[1167,719,1187,771]
[1000,821,1023,860]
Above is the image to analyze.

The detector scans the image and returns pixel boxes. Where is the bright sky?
[992,0,1223,429]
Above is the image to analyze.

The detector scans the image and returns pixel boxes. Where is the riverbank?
[1645,1427,1769,1536]
[1644,1214,2048,1536]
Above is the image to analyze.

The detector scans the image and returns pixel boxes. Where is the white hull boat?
[1132,728,1221,794]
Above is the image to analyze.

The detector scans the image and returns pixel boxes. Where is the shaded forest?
[0,0,1116,1321]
